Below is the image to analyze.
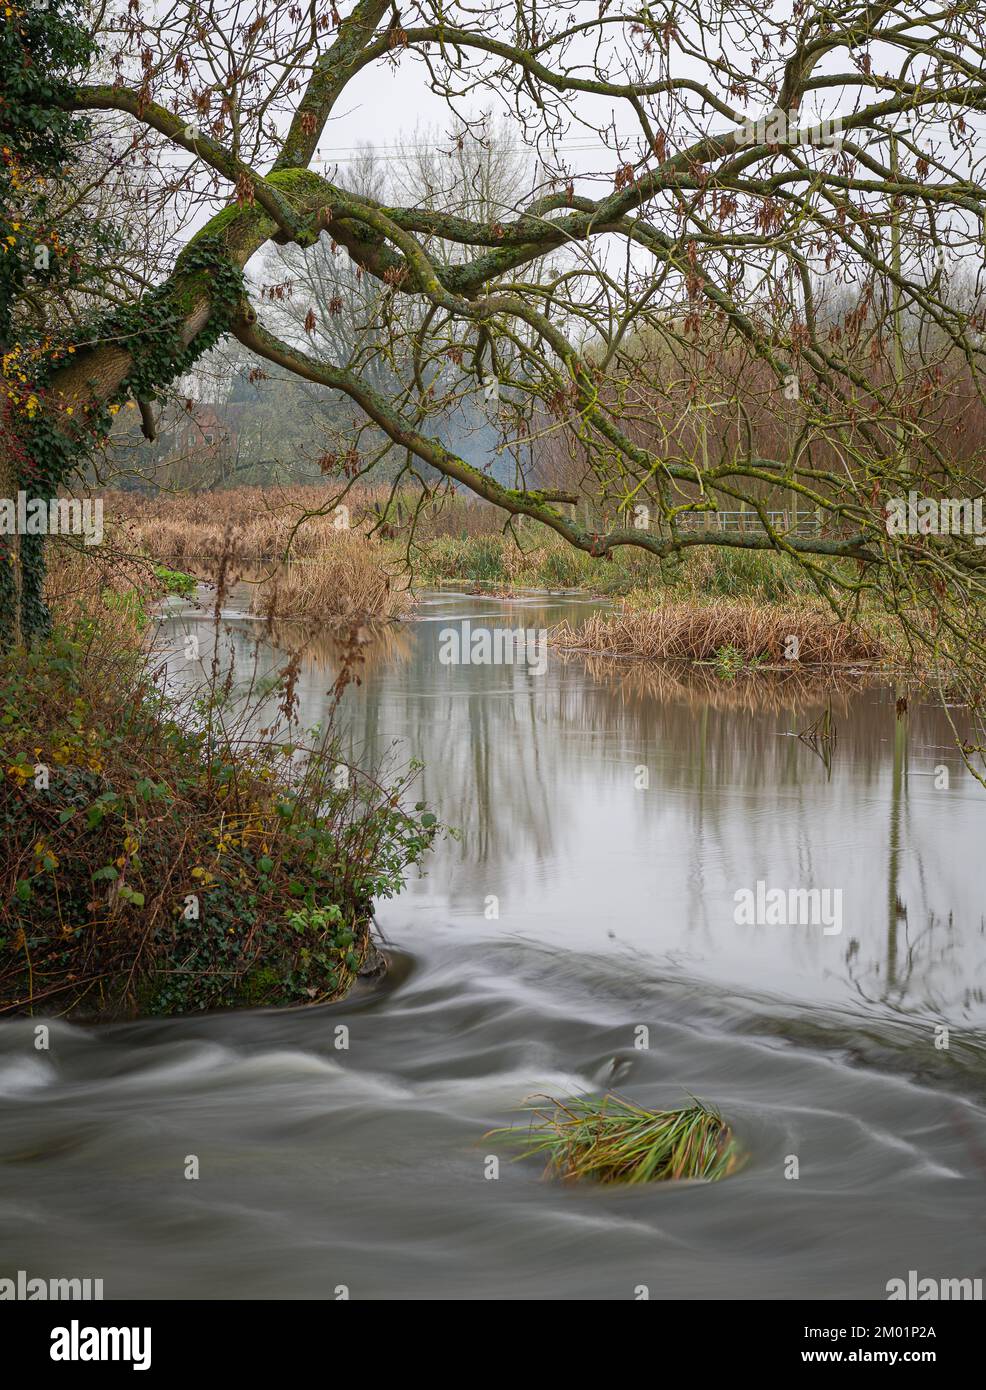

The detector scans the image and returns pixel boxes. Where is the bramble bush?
[0,560,440,1019]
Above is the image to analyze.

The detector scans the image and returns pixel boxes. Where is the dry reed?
[552,597,887,666]
[249,534,411,623]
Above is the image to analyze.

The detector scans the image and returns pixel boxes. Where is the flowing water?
[2,590,985,1299]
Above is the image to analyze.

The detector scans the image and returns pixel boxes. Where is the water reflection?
[160,587,986,1024]
[3,586,985,1301]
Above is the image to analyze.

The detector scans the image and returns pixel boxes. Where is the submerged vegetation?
[493,1094,743,1185]
[0,544,440,1020]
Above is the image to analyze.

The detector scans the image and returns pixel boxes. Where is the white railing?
[672,509,821,536]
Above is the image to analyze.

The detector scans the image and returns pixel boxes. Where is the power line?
[146,133,641,171]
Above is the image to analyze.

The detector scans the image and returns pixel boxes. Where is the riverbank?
[100,489,919,674]
[3,586,984,1296]
[0,546,439,1020]
[101,487,412,623]
[102,486,838,614]
[410,529,823,602]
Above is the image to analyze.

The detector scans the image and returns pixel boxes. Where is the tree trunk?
[0,444,22,649]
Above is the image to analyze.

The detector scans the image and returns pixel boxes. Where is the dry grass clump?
[106,487,354,567]
[45,538,155,616]
[42,541,162,689]
[101,485,507,566]
[492,1094,743,1185]
[250,534,411,623]
[552,597,887,666]
[93,491,411,624]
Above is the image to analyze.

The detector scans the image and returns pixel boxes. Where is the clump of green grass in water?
[713,643,767,679]
[152,565,197,597]
[494,1094,742,1184]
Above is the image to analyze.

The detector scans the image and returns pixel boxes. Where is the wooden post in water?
[886,692,907,991]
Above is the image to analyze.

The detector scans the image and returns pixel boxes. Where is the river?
[2,589,984,1299]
